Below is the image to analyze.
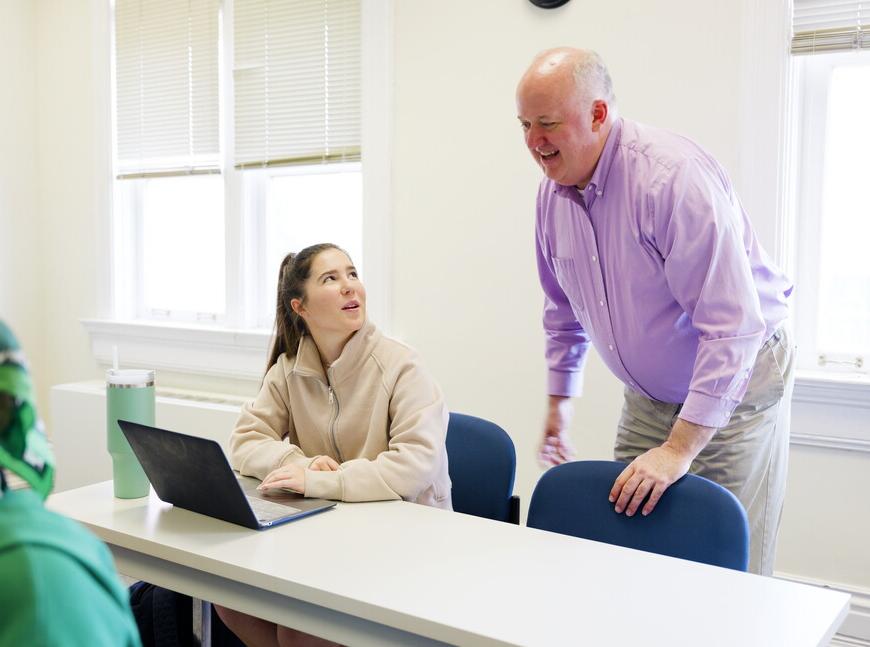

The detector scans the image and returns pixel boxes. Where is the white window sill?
[791,370,870,454]
[793,370,870,410]
[81,319,272,381]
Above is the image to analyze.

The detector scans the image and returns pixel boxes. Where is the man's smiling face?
[516,61,604,188]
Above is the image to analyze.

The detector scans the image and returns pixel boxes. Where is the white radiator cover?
[49,381,247,493]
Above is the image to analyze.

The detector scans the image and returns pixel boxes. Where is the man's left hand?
[609,418,717,516]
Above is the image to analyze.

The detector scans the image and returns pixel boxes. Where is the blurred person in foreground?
[0,319,141,646]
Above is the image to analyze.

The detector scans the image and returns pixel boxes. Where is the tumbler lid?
[106,369,155,387]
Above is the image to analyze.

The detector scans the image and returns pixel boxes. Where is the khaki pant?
[614,326,795,575]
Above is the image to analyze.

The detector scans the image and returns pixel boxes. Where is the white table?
[48,481,849,647]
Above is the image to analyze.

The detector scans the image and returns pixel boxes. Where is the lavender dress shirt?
[536,118,792,428]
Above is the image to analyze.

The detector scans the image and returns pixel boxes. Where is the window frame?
[85,0,392,380]
[791,50,870,378]
[242,161,364,330]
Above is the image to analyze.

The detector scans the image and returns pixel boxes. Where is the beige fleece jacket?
[230,320,452,509]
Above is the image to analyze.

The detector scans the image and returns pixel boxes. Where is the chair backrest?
[527,460,749,571]
[446,413,519,524]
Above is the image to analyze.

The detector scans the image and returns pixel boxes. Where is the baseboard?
[777,572,870,645]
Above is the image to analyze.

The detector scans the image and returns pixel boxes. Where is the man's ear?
[591,100,609,131]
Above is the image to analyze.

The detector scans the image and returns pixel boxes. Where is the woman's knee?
[213,603,233,625]
[214,604,256,634]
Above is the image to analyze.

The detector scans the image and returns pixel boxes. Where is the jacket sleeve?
[229,359,312,479]
[304,356,448,503]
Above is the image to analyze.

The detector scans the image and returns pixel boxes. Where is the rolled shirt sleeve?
[536,183,592,398]
[655,160,767,428]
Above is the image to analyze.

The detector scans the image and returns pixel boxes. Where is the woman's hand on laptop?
[310,456,340,471]
[258,464,305,494]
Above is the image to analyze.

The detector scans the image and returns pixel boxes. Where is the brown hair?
[265,243,348,374]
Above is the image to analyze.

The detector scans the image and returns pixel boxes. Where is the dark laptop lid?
[118,420,334,529]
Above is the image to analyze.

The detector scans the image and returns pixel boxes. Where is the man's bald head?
[515,48,616,188]
[519,47,616,112]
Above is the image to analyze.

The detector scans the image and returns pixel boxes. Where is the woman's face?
[291,248,366,339]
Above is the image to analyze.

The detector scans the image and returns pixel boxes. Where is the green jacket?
[0,489,141,647]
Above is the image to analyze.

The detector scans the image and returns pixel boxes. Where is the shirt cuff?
[548,369,583,397]
[304,469,343,500]
[678,390,737,429]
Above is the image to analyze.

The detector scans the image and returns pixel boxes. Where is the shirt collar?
[553,116,623,207]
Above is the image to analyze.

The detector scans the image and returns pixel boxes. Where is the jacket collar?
[291,319,380,385]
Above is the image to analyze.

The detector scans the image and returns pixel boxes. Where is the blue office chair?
[446,413,520,524]
[527,460,749,571]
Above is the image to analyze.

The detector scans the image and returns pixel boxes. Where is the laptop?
[118,420,336,529]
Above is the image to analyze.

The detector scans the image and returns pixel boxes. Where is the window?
[248,164,363,328]
[790,1,870,376]
[111,0,364,330]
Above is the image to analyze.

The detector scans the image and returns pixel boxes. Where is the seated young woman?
[215,243,451,647]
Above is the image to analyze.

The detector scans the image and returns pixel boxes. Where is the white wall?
[0,1,42,399]
[32,0,113,416]
[390,0,742,515]
[12,0,870,617]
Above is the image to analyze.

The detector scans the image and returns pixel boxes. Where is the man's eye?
[520,122,530,131]
[541,122,556,129]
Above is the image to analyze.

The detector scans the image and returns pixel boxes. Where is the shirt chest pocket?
[552,256,586,313]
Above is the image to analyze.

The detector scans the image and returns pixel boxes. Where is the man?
[516,48,794,575]
[0,319,141,646]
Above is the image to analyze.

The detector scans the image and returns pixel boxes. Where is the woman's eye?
[324,276,335,282]
[350,271,358,278]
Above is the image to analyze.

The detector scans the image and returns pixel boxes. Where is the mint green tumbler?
[106,369,155,498]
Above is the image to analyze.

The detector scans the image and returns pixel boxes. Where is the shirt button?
[591,256,597,262]
[608,344,614,351]
[599,300,605,306]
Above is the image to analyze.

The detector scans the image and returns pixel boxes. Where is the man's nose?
[526,125,545,148]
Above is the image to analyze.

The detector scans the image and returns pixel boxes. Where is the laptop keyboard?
[247,496,301,521]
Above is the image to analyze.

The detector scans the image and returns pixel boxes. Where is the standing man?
[516,48,794,575]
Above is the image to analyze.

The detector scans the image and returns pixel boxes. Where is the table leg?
[201,600,212,647]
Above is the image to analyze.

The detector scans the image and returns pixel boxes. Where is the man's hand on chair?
[610,418,716,516]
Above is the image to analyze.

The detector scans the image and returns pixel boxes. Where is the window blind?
[792,0,870,54]
[114,0,220,178]
[234,0,361,168]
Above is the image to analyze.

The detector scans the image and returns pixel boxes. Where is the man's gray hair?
[571,50,616,107]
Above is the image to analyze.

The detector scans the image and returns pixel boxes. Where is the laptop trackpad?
[236,474,332,515]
